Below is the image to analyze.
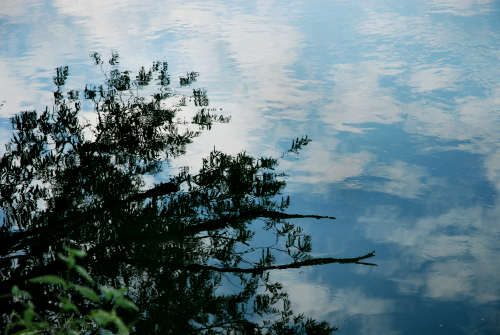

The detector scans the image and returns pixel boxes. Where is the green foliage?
[3,248,137,335]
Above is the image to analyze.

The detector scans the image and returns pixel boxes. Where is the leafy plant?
[3,247,138,335]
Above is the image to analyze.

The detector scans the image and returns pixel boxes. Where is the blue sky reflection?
[1,0,499,333]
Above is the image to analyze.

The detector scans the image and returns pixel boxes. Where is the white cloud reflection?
[0,0,316,172]
[272,269,393,324]
[3,0,497,202]
[322,61,404,133]
[366,161,438,199]
[361,203,500,304]
[0,0,40,19]
[320,0,500,206]
[0,61,35,118]
[407,67,459,93]
[429,0,494,16]
[281,140,374,193]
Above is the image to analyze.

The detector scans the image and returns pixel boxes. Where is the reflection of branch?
[257,211,335,220]
[185,210,335,235]
[181,251,376,274]
[126,182,179,202]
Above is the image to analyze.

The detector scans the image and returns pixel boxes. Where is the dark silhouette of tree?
[0,52,374,334]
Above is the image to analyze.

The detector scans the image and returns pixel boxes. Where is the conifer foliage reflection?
[0,53,373,334]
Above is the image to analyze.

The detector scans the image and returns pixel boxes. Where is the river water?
[1,0,499,333]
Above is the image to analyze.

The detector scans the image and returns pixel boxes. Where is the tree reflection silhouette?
[0,53,374,334]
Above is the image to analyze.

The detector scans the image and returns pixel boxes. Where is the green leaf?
[57,253,76,269]
[114,297,139,311]
[11,285,19,296]
[19,290,32,300]
[90,309,114,326]
[10,285,32,300]
[99,286,125,302]
[73,285,100,303]
[90,309,130,334]
[68,248,86,258]
[61,300,79,314]
[74,265,94,284]
[29,275,67,288]
[99,286,114,302]
[23,307,36,324]
[114,316,130,335]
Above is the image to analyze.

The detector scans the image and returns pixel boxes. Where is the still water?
[1,0,499,333]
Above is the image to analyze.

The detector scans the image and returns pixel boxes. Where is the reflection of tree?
[0,53,374,334]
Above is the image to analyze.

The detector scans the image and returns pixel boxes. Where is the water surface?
[1,0,499,333]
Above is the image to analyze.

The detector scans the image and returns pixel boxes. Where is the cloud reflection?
[281,140,374,193]
[322,61,404,133]
[361,203,500,304]
[2,0,315,168]
[429,0,494,16]
[272,269,394,324]
[366,161,438,199]
[407,67,459,93]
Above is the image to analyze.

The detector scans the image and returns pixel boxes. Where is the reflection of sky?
[1,0,499,333]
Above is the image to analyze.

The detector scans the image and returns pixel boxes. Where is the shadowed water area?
[1,1,499,334]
